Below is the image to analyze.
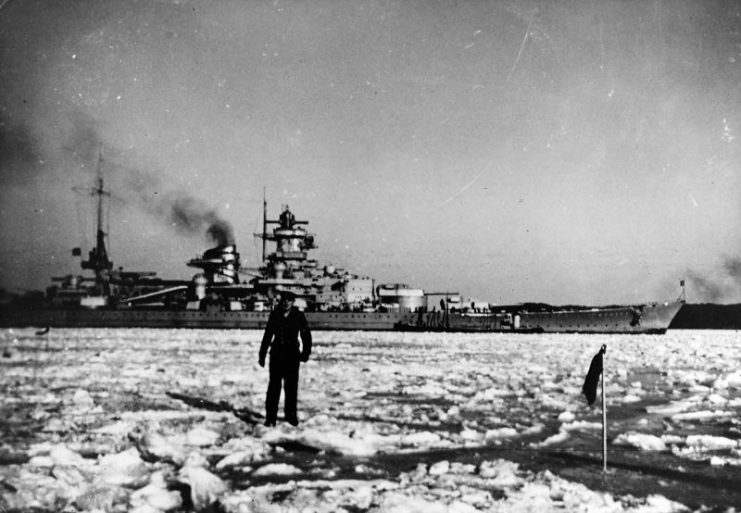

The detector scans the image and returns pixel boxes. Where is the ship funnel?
[219,245,239,283]
[187,244,241,284]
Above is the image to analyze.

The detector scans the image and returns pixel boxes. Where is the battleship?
[0,174,683,333]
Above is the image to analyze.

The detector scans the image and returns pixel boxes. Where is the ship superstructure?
[176,200,419,314]
[248,202,378,311]
[105,191,424,315]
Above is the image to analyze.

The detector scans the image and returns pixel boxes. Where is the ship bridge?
[263,206,316,260]
[255,205,318,277]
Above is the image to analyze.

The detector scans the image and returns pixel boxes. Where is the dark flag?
[72,247,82,256]
[582,344,606,406]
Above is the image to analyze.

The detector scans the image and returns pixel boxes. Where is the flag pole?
[581,343,608,471]
[601,344,607,472]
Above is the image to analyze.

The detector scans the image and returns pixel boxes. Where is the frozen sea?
[1,328,740,512]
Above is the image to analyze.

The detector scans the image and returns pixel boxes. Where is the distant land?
[669,304,741,330]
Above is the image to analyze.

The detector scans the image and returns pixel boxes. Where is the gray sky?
[1,0,740,304]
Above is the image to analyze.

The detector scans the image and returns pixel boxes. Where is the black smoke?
[170,195,235,246]
[123,168,234,246]
[685,256,741,303]
[206,221,234,247]
[35,110,237,248]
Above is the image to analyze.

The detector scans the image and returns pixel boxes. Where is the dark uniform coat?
[259,307,312,424]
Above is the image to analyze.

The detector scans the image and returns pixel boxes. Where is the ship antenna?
[96,146,105,254]
[262,188,267,263]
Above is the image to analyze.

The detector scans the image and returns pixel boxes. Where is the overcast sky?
[1,0,740,305]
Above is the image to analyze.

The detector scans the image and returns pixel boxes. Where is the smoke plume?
[724,257,741,280]
[123,168,234,246]
[169,195,235,246]
[36,111,237,248]
[0,117,43,185]
[12,110,236,246]
[685,256,741,303]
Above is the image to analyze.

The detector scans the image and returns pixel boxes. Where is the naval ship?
[0,176,683,333]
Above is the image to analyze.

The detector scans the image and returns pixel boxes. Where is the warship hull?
[0,301,683,333]
[394,301,684,334]
[0,308,402,331]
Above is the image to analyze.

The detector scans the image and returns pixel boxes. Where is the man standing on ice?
[258,291,312,427]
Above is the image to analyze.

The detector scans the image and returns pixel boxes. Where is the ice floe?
[613,432,667,452]
[2,328,740,511]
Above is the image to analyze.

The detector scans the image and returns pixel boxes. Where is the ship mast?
[80,145,113,281]
[262,188,267,263]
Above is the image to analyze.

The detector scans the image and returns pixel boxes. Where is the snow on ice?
[1,328,740,511]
